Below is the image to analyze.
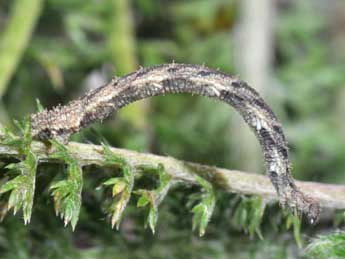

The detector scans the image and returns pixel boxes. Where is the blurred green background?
[0,0,345,258]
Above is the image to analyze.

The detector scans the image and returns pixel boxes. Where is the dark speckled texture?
[30,63,320,222]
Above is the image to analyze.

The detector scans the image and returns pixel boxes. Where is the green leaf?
[148,207,158,234]
[102,178,122,186]
[156,163,171,193]
[232,196,265,239]
[36,98,44,112]
[191,175,216,236]
[286,213,302,248]
[135,190,157,233]
[137,194,150,207]
[0,150,37,224]
[134,164,172,234]
[109,185,132,229]
[0,118,37,224]
[192,203,204,231]
[49,140,83,231]
[194,174,213,192]
[100,146,134,229]
[112,181,126,197]
[122,165,131,183]
[0,176,21,194]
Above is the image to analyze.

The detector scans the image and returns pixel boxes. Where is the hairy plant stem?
[0,140,344,210]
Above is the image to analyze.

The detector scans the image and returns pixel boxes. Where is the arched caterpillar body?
[30,63,320,222]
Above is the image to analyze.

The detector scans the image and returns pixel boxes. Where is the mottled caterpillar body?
[30,63,320,222]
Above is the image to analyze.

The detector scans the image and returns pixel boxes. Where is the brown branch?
[0,141,344,210]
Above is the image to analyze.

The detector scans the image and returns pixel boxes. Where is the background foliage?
[0,0,345,258]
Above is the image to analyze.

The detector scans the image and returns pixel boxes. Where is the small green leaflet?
[49,139,83,231]
[0,118,37,224]
[135,163,172,234]
[101,144,134,229]
[191,175,216,237]
[232,196,265,239]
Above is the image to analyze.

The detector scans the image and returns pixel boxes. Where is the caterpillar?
[30,63,320,223]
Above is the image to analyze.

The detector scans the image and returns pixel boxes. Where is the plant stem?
[0,140,344,210]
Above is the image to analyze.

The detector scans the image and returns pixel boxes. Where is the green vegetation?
[0,118,37,224]
[304,231,345,259]
[0,0,344,258]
